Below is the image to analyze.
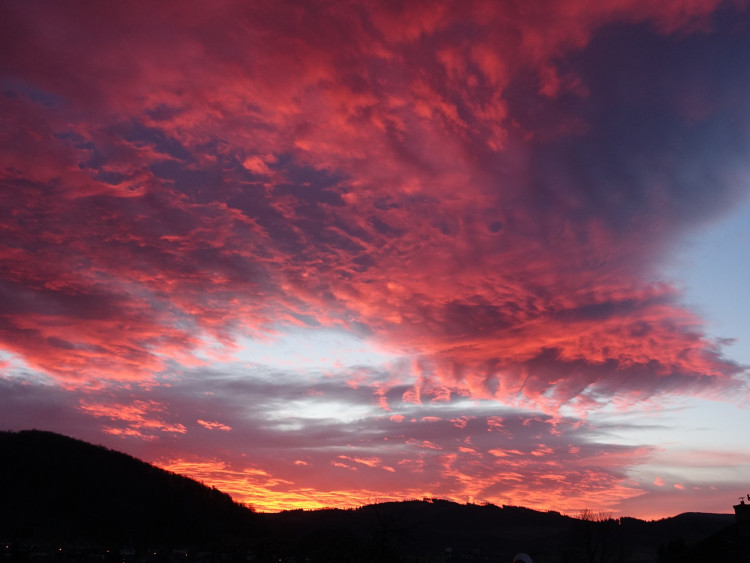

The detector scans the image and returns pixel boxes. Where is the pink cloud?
[197,419,232,432]
[450,416,470,429]
[3,371,732,518]
[0,0,744,404]
[79,399,187,439]
[421,416,442,423]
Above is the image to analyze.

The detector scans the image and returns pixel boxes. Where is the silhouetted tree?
[566,509,619,563]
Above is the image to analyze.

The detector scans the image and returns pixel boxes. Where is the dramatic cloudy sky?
[2,0,750,519]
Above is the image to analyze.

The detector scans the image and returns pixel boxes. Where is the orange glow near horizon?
[154,458,395,513]
[154,454,651,517]
[153,456,735,521]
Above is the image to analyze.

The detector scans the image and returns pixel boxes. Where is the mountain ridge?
[0,429,256,545]
[0,429,738,562]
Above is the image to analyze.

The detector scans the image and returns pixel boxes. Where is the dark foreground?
[0,430,742,563]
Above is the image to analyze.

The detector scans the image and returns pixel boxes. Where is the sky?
[2,0,750,520]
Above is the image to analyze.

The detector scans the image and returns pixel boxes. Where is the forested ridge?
[0,430,741,562]
[0,430,255,545]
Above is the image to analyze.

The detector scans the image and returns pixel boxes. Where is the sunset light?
[2,0,750,522]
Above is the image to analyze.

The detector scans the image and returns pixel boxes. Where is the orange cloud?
[197,419,232,431]
[79,399,186,439]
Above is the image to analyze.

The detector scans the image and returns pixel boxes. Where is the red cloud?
[5,369,741,518]
[1,0,748,416]
[197,419,232,432]
[79,399,186,440]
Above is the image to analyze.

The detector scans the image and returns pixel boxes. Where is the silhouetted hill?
[257,501,735,562]
[0,430,738,562]
[0,430,256,545]
[664,520,750,562]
